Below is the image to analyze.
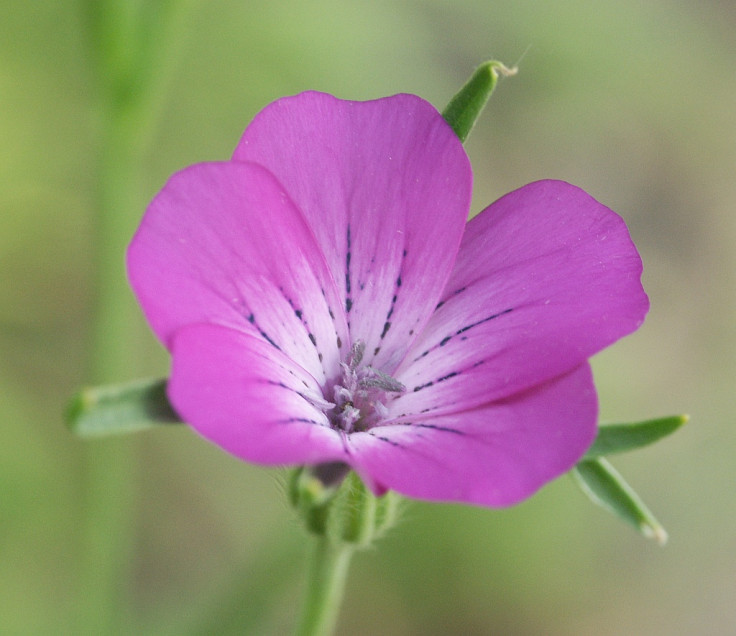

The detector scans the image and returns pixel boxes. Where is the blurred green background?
[2,1,734,634]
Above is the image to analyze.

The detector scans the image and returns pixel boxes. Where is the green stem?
[77,2,193,631]
[295,538,355,636]
[76,102,146,633]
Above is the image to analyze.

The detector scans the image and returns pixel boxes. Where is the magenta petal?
[234,92,472,371]
[168,324,347,465]
[127,161,347,383]
[392,180,649,416]
[349,364,597,507]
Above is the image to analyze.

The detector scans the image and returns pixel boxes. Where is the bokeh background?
[2,1,734,634]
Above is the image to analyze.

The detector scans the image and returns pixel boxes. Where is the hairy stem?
[295,538,355,636]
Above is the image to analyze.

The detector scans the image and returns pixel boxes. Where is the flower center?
[328,341,405,433]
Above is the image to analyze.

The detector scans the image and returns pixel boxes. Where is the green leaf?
[586,414,688,458]
[572,457,668,545]
[65,377,182,437]
[442,60,517,143]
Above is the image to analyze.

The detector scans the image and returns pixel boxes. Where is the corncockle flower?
[128,91,648,507]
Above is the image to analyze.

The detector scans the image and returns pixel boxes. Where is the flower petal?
[233,92,472,372]
[392,180,648,416]
[127,161,347,383]
[349,364,597,507]
[169,323,347,465]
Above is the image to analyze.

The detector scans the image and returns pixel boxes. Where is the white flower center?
[329,341,405,433]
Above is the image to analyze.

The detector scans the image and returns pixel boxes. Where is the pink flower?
[127,92,648,507]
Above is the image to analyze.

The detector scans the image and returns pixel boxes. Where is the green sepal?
[290,467,400,548]
[289,465,345,537]
[572,457,668,545]
[586,415,688,459]
[442,60,517,143]
[65,377,182,437]
[329,472,399,546]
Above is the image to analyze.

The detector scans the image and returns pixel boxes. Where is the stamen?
[326,339,405,433]
[357,367,406,393]
[348,340,365,369]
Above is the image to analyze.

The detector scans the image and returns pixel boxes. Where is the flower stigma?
[329,341,406,433]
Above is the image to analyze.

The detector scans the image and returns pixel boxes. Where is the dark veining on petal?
[380,322,391,339]
[367,432,402,447]
[410,367,464,393]
[375,250,407,349]
[319,286,343,360]
[345,224,353,314]
[277,416,325,426]
[456,307,514,335]
[415,422,464,434]
[264,379,326,410]
[284,293,304,322]
[413,308,514,362]
[266,379,292,391]
[435,285,467,311]
[284,292,321,360]
[246,312,281,351]
[260,330,280,350]
[412,370,456,392]
[390,422,465,435]
[437,371,458,382]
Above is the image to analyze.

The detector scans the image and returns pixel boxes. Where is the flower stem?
[76,104,144,633]
[295,538,355,636]
[77,2,193,631]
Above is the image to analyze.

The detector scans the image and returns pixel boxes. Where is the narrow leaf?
[572,457,668,545]
[586,414,688,458]
[65,377,182,437]
[442,60,517,143]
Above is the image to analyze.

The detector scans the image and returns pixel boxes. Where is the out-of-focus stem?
[77,104,146,633]
[295,538,355,636]
[77,2,193,631]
